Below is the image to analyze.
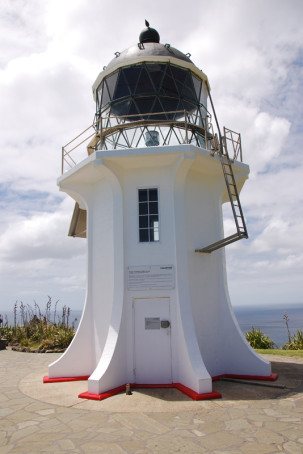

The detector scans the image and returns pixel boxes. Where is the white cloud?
[0,0,302,310]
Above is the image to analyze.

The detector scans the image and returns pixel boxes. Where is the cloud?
[0,0,302,310]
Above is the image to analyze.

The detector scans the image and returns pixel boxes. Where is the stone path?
[0,349,303,453]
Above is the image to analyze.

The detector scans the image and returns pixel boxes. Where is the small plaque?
[145,317,161,330]
[128,265,174,290]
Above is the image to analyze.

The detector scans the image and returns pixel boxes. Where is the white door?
[134,298,172,384]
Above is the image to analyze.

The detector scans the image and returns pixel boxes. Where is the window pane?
[139,216,148,228]
[139,202,148,215]
[149,214,159,228]
[149,201,158,214]
[139,229,149,242]
[138,188,159,243]
[153,221,159,241]
[149,227,155,242]
[148,188,158,201]
[138,189,148,202]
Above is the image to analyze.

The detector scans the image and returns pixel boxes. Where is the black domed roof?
[139,20,160,44]
[106,43,193,70]
[105,21,193,70]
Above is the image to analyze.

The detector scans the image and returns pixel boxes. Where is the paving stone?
[253,428,286,444]
[118,440,147,452]
[199,431,245,450]
[113,413,170,434]
[80,441,127,452]
[9,425,39,443]
[241,442,278,453]
[57,438,76,450]
[0,430,8,447]
[224,417,252,430]
[146,435,206,453]
[283,440,303,453]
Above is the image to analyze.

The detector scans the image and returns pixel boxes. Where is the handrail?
[61,109,210,173]
[61,109,243,174]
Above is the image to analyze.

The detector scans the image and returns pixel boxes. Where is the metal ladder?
[195,89,248,253]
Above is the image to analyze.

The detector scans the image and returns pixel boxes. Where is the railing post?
[185,110,188,144]
[61,147,64,174]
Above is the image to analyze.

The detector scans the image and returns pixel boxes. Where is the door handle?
[161,320,170,328]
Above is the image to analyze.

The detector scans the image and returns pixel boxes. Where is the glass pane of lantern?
[101,81,111,107]
[114,70,131,99]
[181,99,196,114]
[97,85,103,110]
[170,65,187,95]
[160,97,179,116]
[111,99,131,117]
[146,63,166,91]
[192,74,202,100]
[160,66,178,97]
[123,66,141,94]
[135,97,156,116]
[135,67,154,94]
[151,98,165,119]
[106,71,119,100]
[128,100,140,118]
[181,72,196,102]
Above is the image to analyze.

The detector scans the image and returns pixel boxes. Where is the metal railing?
[223,127,243,162]
[61,110,243,174]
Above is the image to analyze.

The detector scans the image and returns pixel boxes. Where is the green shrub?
[283,329,303,350]
[246,327,275,349]
[1,298,75,351]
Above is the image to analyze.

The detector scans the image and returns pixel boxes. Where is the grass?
[255,349,303,358]
[0,298,76,352]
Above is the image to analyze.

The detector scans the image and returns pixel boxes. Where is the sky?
[0,0,302,313]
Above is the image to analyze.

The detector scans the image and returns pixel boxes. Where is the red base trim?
[173,383,221,401]
[79,384,126,401]
[78,382,222,402]
[43,375,90,383]
[44,372,278,401]
[212,373,278,382]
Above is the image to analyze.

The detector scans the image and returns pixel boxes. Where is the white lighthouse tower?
[46,23,277,400]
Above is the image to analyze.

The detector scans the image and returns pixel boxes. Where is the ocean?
[233,304,303,347]
[1,304,302,348]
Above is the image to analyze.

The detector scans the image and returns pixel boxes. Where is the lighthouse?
[46,23,276,400]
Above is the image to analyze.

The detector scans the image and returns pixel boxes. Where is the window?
[138,188,159,242]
